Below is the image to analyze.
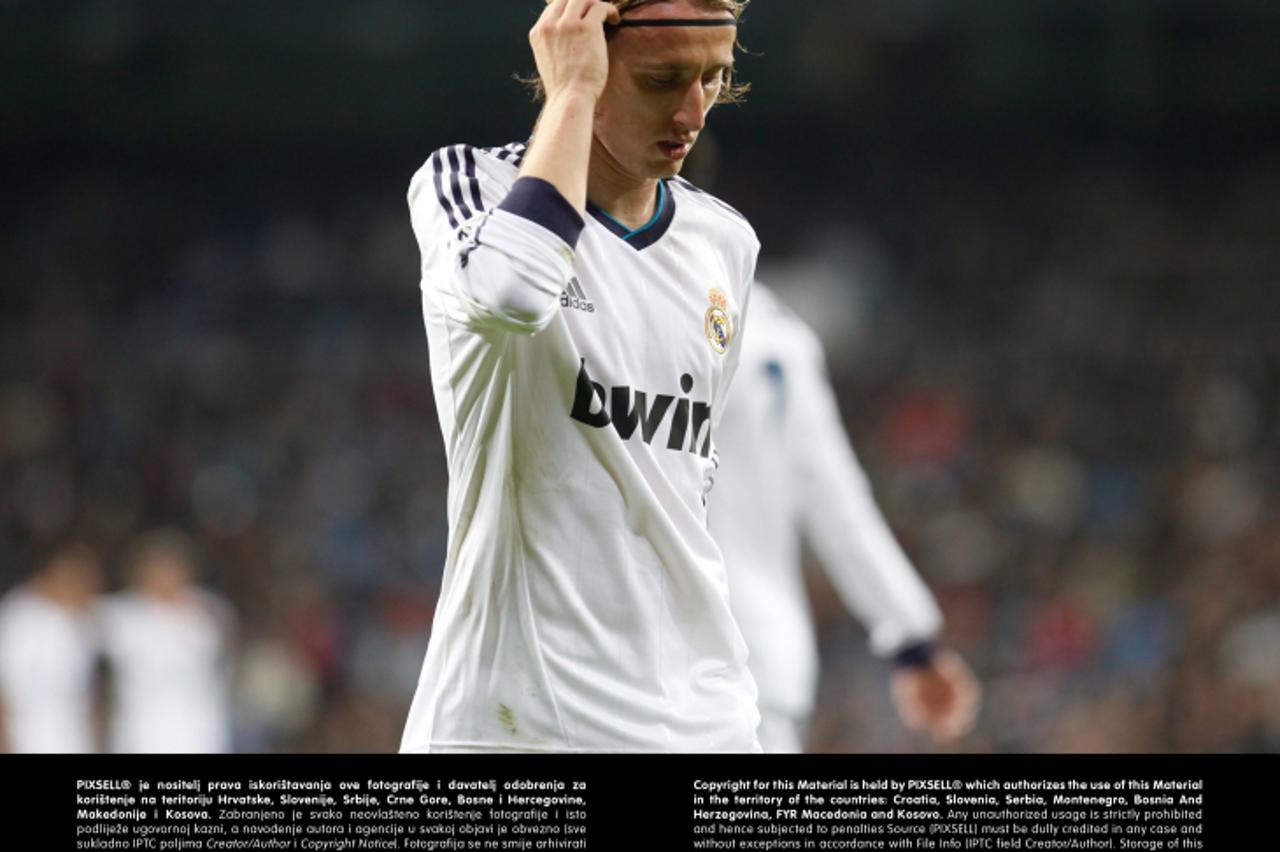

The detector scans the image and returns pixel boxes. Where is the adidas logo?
[560,277,595,313]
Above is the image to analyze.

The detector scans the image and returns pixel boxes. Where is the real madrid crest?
[704,288,732,354]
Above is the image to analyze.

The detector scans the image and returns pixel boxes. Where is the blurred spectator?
[98,529,235,753]
[0,544,104,753]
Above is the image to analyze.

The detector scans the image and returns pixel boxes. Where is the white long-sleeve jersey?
[709,285,942,732]
[0,589,98,753]
[400,142,760,753]
[98,590,234,753]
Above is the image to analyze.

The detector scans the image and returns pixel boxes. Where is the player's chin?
[649,154,685,178]
[655,161,683,179]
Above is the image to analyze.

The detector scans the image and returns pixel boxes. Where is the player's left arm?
[788,330,979,742]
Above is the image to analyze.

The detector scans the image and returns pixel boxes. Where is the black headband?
[611,18,738,28]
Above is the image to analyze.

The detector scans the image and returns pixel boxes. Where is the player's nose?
[673,80,708,134]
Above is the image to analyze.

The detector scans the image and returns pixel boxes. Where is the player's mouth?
[658,140,691,160]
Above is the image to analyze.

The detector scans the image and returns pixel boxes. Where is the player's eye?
[702,71,723,89]
[646,74,679,88]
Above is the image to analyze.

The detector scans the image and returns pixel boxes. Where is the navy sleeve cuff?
[891,641,937,670]
[498,177,585,249]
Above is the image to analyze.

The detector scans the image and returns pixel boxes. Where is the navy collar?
[586,180,675,251]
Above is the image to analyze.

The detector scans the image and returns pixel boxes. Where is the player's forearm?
[449,201,579,333]
[409,145,582,335]
[453,107,589,330]
[519,0,617,210]
[796,371,943,654]
[519,89,597,213]
[804,460,943,651]
[462,91,594,332]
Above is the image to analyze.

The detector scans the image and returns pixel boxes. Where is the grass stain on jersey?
[497,703,518,735]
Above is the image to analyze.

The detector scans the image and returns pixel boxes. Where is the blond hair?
[522,0,750,104]
[612,0,746,16]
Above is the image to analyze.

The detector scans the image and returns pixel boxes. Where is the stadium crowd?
[1,148,1276,753]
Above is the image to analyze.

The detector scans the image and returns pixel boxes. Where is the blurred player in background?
[401,0,763,752]
[98,529,236,753]
[710,285,981,752]
[0,543,104,753]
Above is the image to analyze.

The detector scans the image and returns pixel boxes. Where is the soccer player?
[0,543,103,753]
[97,530,236,753]
[709,285,981,752]
[400,0,760,753]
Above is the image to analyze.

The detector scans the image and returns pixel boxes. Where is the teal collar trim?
[593,180,667,239]
[586,180,674,250]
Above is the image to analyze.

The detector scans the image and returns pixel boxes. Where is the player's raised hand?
[530,0,622,103]
[520,1,620,210]
[890,648,981,745]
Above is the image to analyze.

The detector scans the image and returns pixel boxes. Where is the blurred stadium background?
[2,0,1277,753]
